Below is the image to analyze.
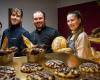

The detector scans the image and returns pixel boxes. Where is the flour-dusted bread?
[51,36,68,53]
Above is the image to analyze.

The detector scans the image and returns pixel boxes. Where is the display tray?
[4,53,100,80]
[88,37,100,44]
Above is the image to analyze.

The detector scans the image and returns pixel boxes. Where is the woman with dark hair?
[67,10,92,59]
[1,8,31,56]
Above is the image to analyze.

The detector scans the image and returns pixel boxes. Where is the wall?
[57,0,95,8]
[0,0,97,33]
[0,0,57,33]
[58,1,100,50]
[58,1,100,35]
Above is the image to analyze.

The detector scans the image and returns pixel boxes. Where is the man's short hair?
[33,10,46,19]
[8,8,23,26]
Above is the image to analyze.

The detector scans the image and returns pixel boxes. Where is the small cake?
[26,71,55,80]
[45,59,65,69]
[20,63,43,73]
[54,66,80,78]
[0,66,20,80]
[79,62,100,73]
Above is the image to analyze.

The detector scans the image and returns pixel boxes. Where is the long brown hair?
[67,10,84,41]
[8,8,23,27]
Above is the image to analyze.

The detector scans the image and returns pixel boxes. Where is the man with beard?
[1,8,31,56]
[30,11,60,53]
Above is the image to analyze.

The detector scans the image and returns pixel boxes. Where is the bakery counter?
[11,53,100,80]
[13,56,27,80]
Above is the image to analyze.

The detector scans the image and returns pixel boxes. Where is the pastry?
[26,71,55,80]
[79,62,100,73]
[20,63,43,73]
[54,66,80,78]
[45,59,65,69]
[0,66,20,80]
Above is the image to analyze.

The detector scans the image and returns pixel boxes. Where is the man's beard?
[35,24,45,31]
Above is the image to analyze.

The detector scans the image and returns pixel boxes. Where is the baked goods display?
[0,46,18,54]
[91,27,100,38]
[54,66,80,78]
[26,71,55,80]
[51,36,68,53]
[0,47,18,65]
[23,47,45,55]
[31,47,45,55]
[23,47,45,63]
[45,59,80,78]
[45,59,65,69]
[79,73,100,80]
[0,51,99,80]
[79,62,100,73]
[0,66,20,80]
[20,63,44,73]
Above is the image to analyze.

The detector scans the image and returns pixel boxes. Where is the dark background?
[58,1,100,50]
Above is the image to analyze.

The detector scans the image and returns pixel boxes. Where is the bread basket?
[0,47,17,65]
[24,47,45,63]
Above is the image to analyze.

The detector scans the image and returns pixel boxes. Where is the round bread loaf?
[51,36,68,53]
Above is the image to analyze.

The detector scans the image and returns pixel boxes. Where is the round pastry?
[20,63,43,73]
[45,59,65,69]
[51,36,68,53]
[26,71,55,80]
[0,66,17,79]
[5,66,16,78]
[7,77,20,80]
[79,62,100,73]
[54,66,80,78]
[0,66,5,78]
[0,48,14,56]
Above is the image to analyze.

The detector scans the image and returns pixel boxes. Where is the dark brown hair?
[8,8,23,27]
[67,10,84,40]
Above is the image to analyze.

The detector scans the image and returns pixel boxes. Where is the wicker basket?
[0,51,15,65]
[26,48,45,63]
[0,47,18,65]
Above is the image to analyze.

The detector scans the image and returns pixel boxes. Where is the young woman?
[1,8,31,56]
[67,10,92,59]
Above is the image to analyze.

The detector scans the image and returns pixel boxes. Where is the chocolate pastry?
[54,66,80,78]
[26,71,55,80]
[45,59,65,69]
[79,62,100,73]
[0,66,20,80]
[0,46,17,56]
[20,63,43,73]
